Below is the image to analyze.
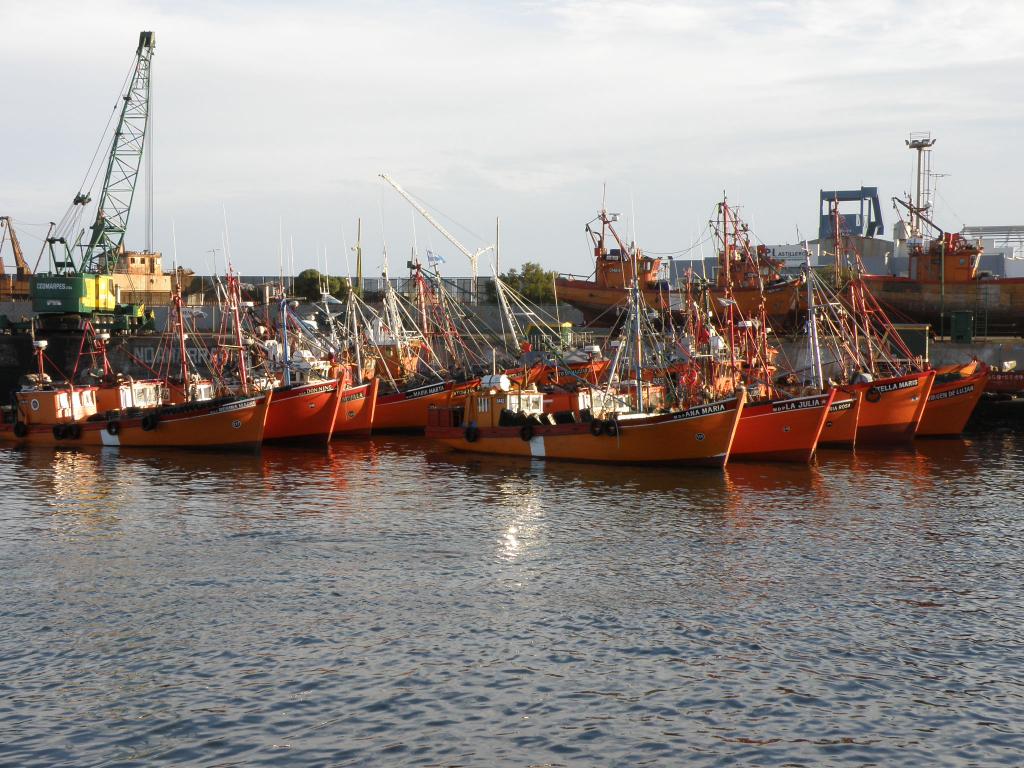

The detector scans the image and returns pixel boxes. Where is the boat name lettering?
[678,402,727,419]
[928,383,975,401]
[342,391,365,403]
[874,378,919,394]
[829,400,853,413]
[304,384,335,396]
[214,399,257,413]
[772,397,826,413]
[407,383,446,399]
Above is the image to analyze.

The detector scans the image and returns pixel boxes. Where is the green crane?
[31,31,155,316]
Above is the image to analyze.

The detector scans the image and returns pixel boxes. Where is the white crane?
[380,173,494,303]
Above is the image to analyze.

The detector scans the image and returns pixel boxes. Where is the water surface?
[2,434,1022,766]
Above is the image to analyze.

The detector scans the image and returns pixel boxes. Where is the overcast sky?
[2,0,1023,279]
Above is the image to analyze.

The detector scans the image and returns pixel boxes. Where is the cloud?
[2,0,1023,276]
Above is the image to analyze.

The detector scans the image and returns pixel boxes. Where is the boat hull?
[374,379,478,433]
[817,389,863,449]
[729,391,835,463]
[555,277,802,327]
[916,369,989,437]
[853,371,935,445]
[263,380,342,445]
[863,275,1024,332]
[1,393,272,451]
[985,370,1024,395]
[332,378,379,438]
[427,395,744,466]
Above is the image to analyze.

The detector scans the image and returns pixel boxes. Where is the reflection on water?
[2,434,1024,767]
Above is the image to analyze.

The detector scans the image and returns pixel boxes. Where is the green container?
[950,311,974,344]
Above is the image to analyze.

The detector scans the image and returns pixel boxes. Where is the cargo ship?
[831,133,1024,334]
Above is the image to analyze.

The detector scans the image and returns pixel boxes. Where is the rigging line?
[645,234,715,257]
[933,188,965,231]
[73,59,135,199]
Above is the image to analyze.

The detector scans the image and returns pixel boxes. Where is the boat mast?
[805,246,824,390]
[631,244,644,413]
[173,273,189,388]
[721,199,738,385]
[280,296,292,387]
[229,272,249,394]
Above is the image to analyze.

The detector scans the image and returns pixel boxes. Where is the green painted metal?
[30,274,117,314]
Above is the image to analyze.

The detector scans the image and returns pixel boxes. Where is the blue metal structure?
[818,187,884,239]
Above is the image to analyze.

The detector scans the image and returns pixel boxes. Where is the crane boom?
[1,216,32,277]
[81,30,156,275]
[379,173,493,301]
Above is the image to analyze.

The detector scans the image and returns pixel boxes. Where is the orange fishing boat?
[1,378,272,451]
[332,377,379,438]
[427,386,745,466]
[729,390,836,463]
[373,378,479,433]
[817,389,863,449]
[852,370,935,445]
[917,367,988,437]
[95,392,272,451]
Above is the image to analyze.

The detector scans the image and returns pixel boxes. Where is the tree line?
[291,261,560,305]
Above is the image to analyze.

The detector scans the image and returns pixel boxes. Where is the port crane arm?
[379,173,493,296]
[78,31,156,275]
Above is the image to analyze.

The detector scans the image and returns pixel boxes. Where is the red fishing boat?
[332,377,379,438]
[917,365,989,437]
[729,390,836,463]
[263,379,344,445]
[852,370,936,444]
[817,389,863,449]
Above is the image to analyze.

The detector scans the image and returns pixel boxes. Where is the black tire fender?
[865,387,881,404]
[13,421,27,438]
[604,419,619,437]
[520,424,534,442]
[141,413,159,432]
[464,425,480,443]
[590,419,604,437]
[106,420,120,436]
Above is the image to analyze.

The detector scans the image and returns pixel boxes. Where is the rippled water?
[2,434,1023,767]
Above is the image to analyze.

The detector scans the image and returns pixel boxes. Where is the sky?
[2,0,1023,280]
